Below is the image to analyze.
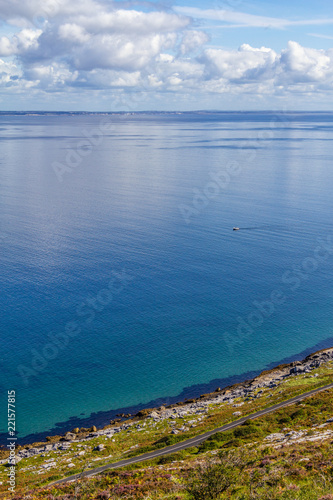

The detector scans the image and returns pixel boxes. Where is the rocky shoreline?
[5,346,332,464]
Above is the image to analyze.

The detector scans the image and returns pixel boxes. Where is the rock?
[326,417,333,423]
[285,431,304,439]
[148,411,159,419]
[60,443,71,450]
[72,428,80,434]
[233,411,242,416]
[265,433,285,441]
[64,432,76,441]
[136,408,155,418]
[290,366,304,374]
[41,462,56,469]
[93,444,105,451]
[67,463,75,468]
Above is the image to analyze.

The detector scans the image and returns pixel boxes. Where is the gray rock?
[148,411,159,419]
[64,432,76,441]
[94,444,105,451]
[265,433,285,441]
[60,443,71,450]
[290,366,304,374]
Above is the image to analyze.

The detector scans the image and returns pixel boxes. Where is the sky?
[0,0,333,111]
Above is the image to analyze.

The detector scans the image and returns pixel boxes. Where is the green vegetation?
[1,360,332,499]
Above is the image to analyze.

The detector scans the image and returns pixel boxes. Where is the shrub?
[234,424,263,439]
[290,408,307,420]
[186,460,233,499]
[185,451,246,500]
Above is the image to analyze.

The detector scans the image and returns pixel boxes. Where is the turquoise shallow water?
[1,111,333,443]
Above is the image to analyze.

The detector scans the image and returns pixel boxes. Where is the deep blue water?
[1,111,333,443]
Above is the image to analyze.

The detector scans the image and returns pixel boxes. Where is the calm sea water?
[1,112,333,443]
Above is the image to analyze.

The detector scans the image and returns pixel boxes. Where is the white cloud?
[24,62,78,87]
[280,41,333,83]
[58,24,90,44]
[72,32,178,71]
[197,42,333,95]
[180,30,210,55]
[0,29,42,56]
[308,33,333,41]
[74,10,190,35]
[174,6,333,30]
[0,58,22,84]
[201,44,278,82]
[0,0,104,25]
[1,0,333,104]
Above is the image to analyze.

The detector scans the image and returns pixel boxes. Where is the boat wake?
[233,224,292,231]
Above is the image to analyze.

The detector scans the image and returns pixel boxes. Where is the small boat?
[233,227,240,231]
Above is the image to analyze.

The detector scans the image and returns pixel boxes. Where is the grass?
[0,361,332,499]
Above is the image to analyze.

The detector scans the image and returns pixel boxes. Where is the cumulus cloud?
[0,2,192,74]
[75,10,190,35]
[179,30,210,55]
[0,0,104,25]
[58,24,91,44]
[24,62,78,87]
[0,29,42,56]
[0,58,22,84]
[72,32,178,71]
[201,44,278,82]
[1,0,333,103]
[280,41,333,83]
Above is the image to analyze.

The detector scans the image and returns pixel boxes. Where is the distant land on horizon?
[1,110,333,115]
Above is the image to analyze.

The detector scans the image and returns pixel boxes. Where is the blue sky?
[0,0,333,110]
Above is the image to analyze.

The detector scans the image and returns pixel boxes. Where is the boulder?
[148,411,160,419]
[93,444,105,451]
[64,432,76,441]
[265,433,285,441]
[290,366,304,374]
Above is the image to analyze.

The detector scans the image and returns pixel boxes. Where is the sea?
[1,111,333,444]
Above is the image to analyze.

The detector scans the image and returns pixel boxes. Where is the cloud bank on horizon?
[0,0,333,110]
